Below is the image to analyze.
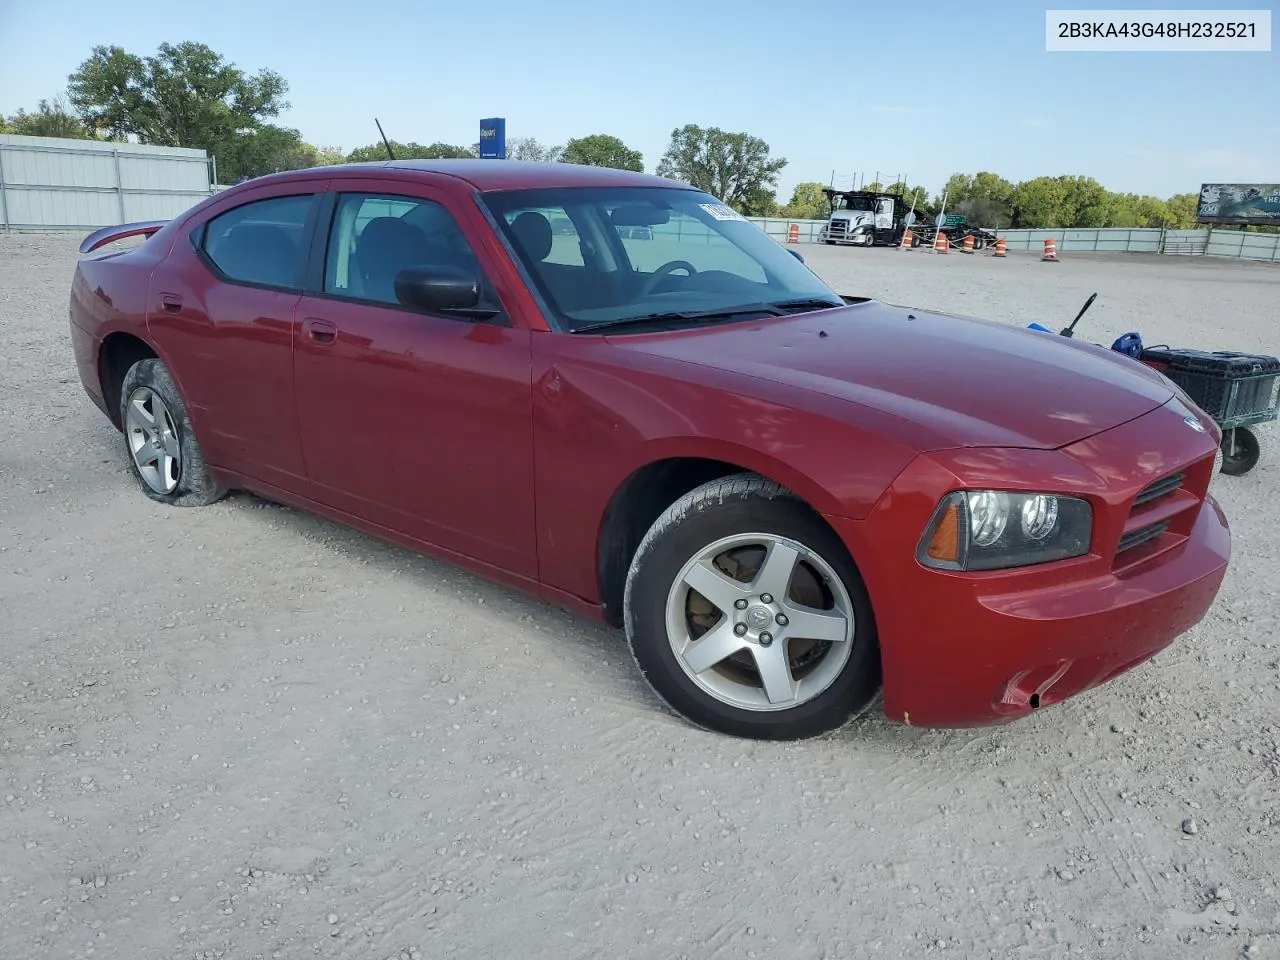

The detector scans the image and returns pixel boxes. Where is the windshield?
[833,196,876,212]
[480,186,842,332]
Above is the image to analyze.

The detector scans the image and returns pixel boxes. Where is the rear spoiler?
[79,219,170,254]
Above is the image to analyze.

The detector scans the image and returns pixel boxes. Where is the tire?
[622,474,881,740]
[118,358,228,506]
[1220,426,1261,476]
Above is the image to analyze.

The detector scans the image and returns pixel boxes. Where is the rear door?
[151,180,328,489]
[291,180,538,577]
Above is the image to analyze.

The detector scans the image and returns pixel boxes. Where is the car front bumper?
[832,401,1231,728]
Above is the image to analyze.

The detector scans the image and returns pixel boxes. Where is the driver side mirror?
[394,265,498,318]
[788,248,805,264]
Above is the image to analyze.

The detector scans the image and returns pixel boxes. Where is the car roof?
[244,159,697,193]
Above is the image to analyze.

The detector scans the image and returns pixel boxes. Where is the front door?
[292,183,538,578]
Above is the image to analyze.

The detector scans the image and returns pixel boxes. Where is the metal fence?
[957,227,1279,262]
[2,137,1277,265]
[752,218,1280,263]
[0,134,214,230]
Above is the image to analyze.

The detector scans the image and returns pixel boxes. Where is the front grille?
[1118,520,1169,554]
[1133,470,1185,507]
[1112,462,1205,568]
[827,221,848,237]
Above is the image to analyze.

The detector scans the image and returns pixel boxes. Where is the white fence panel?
[0,134,213,230]
[1205,228,1280,261]
[747,217,827,244]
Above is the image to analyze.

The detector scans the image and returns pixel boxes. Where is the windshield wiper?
[571,303,787,334]
[771,297,844,311]
[571,298,842,334]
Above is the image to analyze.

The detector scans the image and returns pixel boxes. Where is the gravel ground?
[2,231,1279,960]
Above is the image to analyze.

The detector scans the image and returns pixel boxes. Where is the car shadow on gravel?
[80,423,1084,754]
[223,490,1026,753]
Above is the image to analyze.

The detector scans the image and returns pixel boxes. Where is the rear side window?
[201,194,317,289]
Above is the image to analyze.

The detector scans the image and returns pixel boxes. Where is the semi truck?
[817,188,915,246]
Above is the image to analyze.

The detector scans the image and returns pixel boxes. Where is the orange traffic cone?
[992,237,1007,257]
[1042,237,1059,262]
[961,234,975,254]
[900,228,914,250]
[934,231,949,254]
[787,223,799,244]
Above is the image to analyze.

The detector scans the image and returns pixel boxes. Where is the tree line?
[0,40,1227,231]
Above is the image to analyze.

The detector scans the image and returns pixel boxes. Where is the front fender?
[530,338,921,604]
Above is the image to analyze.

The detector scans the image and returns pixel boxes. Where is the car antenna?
[374,118,396,161]
[1059,292,1097,338]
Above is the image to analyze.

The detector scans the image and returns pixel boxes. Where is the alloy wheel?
[664,533,854,712]
[125,386,182,494]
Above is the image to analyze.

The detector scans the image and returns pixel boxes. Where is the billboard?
[479,118,506,160]
[1197,183,1280,226]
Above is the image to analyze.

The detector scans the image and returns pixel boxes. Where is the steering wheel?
[638,260,698,298]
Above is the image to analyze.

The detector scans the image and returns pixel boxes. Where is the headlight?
[917,490,1093,571]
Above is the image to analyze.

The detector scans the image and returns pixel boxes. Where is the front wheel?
[623,475,881,740]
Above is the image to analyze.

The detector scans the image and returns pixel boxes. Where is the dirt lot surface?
[2,232,1279,960]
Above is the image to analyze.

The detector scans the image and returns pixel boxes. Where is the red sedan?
[68,160,1231,740]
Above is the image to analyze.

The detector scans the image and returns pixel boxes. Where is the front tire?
[623,475,881,740]
[119,358,228,507]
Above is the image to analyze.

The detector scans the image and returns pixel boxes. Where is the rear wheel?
[623,475,881,740]
[1220,426,1261,476]
[119,358,228,506]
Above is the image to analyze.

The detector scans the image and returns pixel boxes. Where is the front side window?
[323,192,484,307]
[202,194,317,289]
[482,186,842,332]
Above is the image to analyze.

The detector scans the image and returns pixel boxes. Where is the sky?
[1,0,1276,201]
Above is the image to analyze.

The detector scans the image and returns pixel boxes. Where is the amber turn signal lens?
[925,499,962,563]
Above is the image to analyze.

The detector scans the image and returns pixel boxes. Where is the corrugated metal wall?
[755,218,1280,262]
[0,134,213,229]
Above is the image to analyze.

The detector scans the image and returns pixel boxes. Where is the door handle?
[160,293,183,314]
[303,318,337,344]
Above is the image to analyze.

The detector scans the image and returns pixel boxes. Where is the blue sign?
[479,118,506,159]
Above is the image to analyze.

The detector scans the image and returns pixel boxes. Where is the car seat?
[353,217,432,303]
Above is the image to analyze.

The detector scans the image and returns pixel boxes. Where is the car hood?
[606,300,1176,451]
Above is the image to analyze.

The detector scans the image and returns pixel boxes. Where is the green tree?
[504,136,563,162]
[67,41,288,147]
[655,124,786,216]
[215,125,316,182]
[937,171,1014,225]
[561,133,643,171]
[1056,175,1111,227]
[1011,176,1070,227]
[780,181,830,220]
[312,145,346,166]
[345,140,475,162]
[5,96,94,139]
[1165,193,1199,228]
[883,181,933,217]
